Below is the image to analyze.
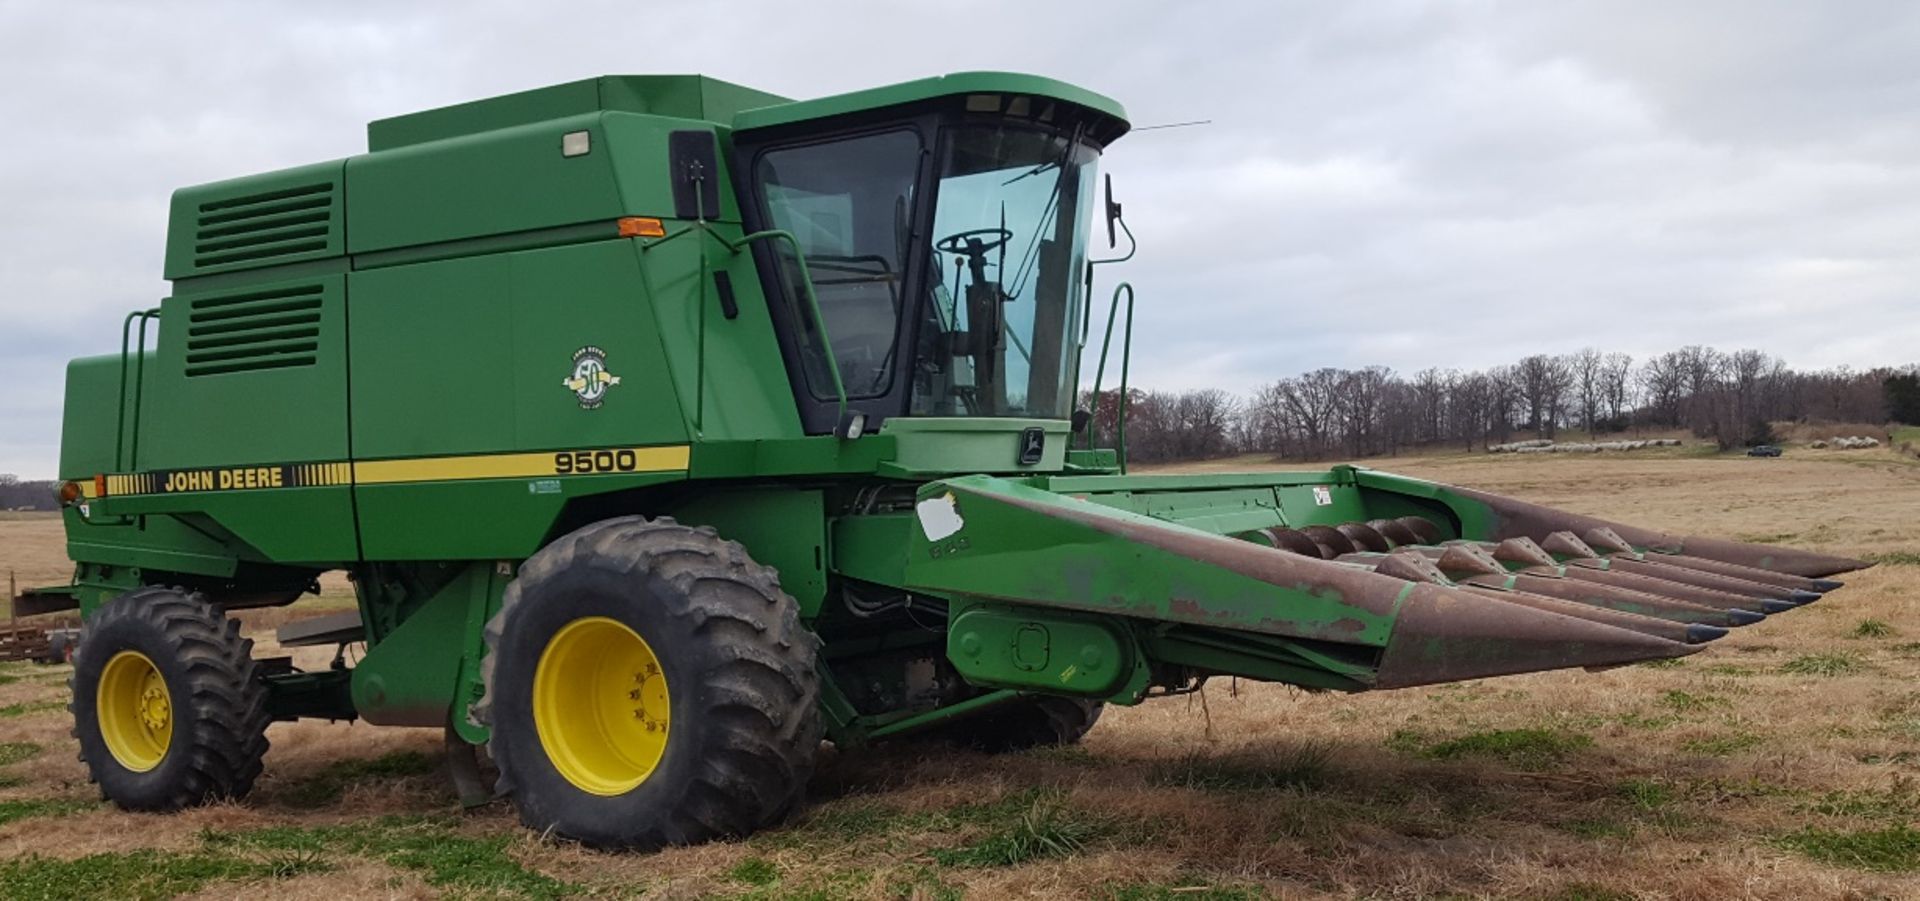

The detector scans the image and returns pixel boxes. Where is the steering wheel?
[935,227,1013,257]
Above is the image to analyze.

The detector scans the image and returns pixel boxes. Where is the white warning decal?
[916,492,965,542]
[1312,485,1333,506]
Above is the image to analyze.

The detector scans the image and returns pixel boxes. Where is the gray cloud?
[2,1,1915,476]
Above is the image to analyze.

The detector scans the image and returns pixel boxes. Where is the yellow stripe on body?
[93,446,690,496]
[354,446,691,485]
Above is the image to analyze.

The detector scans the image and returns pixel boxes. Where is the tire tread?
[476,516,821,849]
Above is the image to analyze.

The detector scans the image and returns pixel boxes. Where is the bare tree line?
[0,474,59,511]
[1094,347,1914,464]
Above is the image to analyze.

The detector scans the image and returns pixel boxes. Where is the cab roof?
[367,72,1129,152]
[730,71,1129,134]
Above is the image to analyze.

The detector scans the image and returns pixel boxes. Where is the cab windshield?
[753,119,1098,423]
[916,125,1097,418]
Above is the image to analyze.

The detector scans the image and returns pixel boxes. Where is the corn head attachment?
[893,466,1867,696]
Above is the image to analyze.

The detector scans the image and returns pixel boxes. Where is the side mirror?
[1103,174,1123,248]
[668,130,721,220]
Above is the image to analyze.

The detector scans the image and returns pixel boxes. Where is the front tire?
[70,587,270,810]
[478,517,821,849]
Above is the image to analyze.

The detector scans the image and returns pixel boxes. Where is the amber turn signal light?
[617,217,666,238]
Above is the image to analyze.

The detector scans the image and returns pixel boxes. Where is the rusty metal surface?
[1493,572,1750,629]
[1374,584,1698,689]
[1567,561,1786,607]
[916,472,1856,694]
[0,624,55,663]
[1602,558,1805,603]
[1335,549,1718,645]
[1632,551,1823,593]
[1445,484,1869,578]
[1253,502,1844,683]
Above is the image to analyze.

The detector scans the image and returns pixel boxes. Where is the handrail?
[114,307,162,472]
[1086,282,1135,472]
[646,223,850,434]
[1080,216,1137,345]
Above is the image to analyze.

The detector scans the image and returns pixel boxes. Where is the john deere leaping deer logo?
[562,346,621,409]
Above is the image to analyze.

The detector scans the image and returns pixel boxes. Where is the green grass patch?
[727,856,780,887]
[769,788,1114,866]
[1778,826,1920,872]
[203,815,575,898]
[780,802,905,844]
[1884,718,1920,741]
[277,749,438,806]
[1657,690,1729,713]
[0,673,18,686]
[1852,619,1896,639]
[1635,657,1687,669]
[1864,550,1920,566]
[0,741,41,767]
[776,787,1077,848]
[1802,781,1919,820]
[1614,711,1679,730]
[1581,778,1696,837]
[929,798,1106,868]
[1682,776,1800,804]
[0,798,92,827]
[1391,728,1594,770]
[1680,732,1764,756]
[1781,652,1863,676]
[1558,818,1633,840]
[0,850,274,901]
[1616,779,1675,810]
[0,700,64,718]
[882,866,963,901]
[1152,742,1332,792]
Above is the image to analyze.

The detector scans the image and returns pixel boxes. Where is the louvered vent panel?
[192,182,336,270]
[184,285,324,377]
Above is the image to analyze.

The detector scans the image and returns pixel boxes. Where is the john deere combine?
[29,72,1865,849]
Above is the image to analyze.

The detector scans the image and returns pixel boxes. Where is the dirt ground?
[2,446,1918,899]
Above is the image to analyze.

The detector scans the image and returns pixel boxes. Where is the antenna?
[1131,119,1212,132]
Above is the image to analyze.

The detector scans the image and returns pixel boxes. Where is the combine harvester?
[26,73,1866,849]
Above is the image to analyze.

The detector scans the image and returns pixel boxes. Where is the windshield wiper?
[1000,158,1059,187]
[1004,124,1085,300]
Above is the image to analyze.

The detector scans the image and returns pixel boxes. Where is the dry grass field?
[2,446,1918,899]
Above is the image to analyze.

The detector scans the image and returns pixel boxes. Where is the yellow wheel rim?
[533,616,671,796]
[97,650,173,772]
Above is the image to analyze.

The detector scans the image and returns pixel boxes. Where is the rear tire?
[478,517,821,849]
[70,587,270,810]
[947,696,1104,752]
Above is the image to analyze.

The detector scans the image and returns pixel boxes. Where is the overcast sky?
[2,1,1916,478]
